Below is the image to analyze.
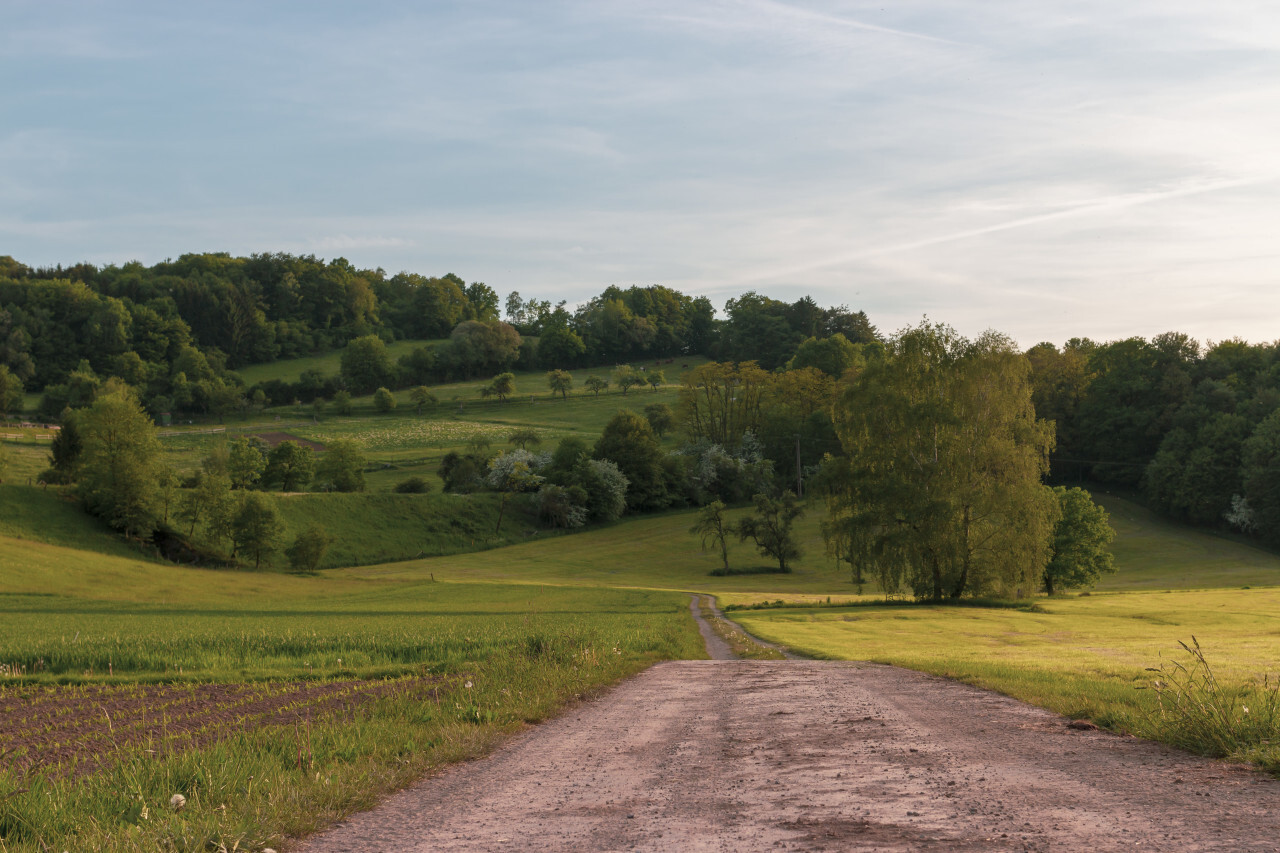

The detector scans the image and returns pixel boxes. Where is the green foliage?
[392,475,430,493]
[445,320,521,379]
[482,372,516,402]
[643,402,675,437]
[537,325,586,368]
[373,386,397,413]
[332,389,353,415]
[690,499,731,571]
[409,385,437,414]
[1044,486,1116,594]
[1242,410,1280,547]
[736,491,804,572]
[508,427,541,450]
[76,386,164,538]
[314,439,366,493]
[438,450,487,493]
[787,333,862,377]
[227,435,267,489]
[829,323,1057,601]
[231,492,284,569]
[262,441,315,491]
[646,369,665,391]
[0,363,23,419]
[612,364,644,395]
[47,416,81,480]
[584,375,609,396]
[285,524,334,572]
[536,483,587,529]
[546,369,573,399]
[340,335,395,394]
[178,470,234,539]
[594,410,666,511]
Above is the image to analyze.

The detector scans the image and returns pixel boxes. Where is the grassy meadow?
[7,349,1280,848]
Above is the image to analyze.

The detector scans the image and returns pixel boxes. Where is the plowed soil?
[297,661,1280,852]
[1,677,439,778]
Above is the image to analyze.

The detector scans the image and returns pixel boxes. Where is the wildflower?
[464,680,473,689]
[169,793,186,811]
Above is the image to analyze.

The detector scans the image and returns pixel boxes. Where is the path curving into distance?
[297,619,1280,851]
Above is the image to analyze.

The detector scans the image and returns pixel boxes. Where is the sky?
[3,0,1280,347]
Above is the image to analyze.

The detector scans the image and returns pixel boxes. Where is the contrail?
[738,175,1273,285]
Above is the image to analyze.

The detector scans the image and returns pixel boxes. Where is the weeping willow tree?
[824,321,1059,601]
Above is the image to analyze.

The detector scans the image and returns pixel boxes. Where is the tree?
[1043,487,1116,594]
[787,333,862,378]
[487,449,545,534]
[736,491,804,572]
[536,484,587,529]
[178,470,233,537]
[286,525,334,573]
[546,369,573,400]
[0,364,23,421]
[263,440,315,491]
[575,459,628,522]
[332,389,353,415]
[828,322,1058,601]
[1242,411,1280,547]
[508,428,541,450]
[484,372,517,402]
[232,492,283,569]
[613,365,644,396]
[537,326,586,368]
[646,369,665,392]
[444,320,521,378]
[314,439,366,492]
[690,500,732,571]
[409,385,437,414]
[594,410,667,511]
[227,436,267,489]
[340,335,395,394]
[46,417,82,482]
[76,386,164,538]
[677,361,773,449]
[584,375,609,397]
[644,403,675,438]
[373,386,397,413]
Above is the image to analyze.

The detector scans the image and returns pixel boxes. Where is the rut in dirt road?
[296,659,1280,852]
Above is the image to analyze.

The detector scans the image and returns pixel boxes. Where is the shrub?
[393,476,431,494]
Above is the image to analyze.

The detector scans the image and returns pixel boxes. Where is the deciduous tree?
[1043,487,1115,594]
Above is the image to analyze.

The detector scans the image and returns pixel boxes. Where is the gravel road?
[296,654,1280,852]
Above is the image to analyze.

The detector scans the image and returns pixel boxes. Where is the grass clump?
[1141,636,1280,768]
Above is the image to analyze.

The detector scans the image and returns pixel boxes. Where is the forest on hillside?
[2,252,1280,554]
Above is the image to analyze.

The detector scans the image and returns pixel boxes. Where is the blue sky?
[4,1,1279,347]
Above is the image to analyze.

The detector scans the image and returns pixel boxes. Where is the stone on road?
[297,660,1280,852]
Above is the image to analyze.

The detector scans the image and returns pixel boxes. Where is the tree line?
[1028,334,1280,547]
[0,253,874,422]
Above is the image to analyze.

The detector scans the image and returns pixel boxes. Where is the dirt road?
[297,657,1280,851]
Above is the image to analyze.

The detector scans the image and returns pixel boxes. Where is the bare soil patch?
[0,677,440,779]
[297,661,1280,852]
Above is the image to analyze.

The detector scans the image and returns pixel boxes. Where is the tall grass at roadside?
[730,589,1280,772]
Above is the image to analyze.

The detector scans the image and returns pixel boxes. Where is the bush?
[393,476,431,494]
[373,386,397,412]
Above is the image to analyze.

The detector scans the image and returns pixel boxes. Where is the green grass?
[231,339,446,386]
[1094,492,1280,590]
[0,527,702,850]
[10,468,1280,847]
[271,492,541,568]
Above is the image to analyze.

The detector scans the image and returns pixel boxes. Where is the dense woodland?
[2,251,1279,570]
